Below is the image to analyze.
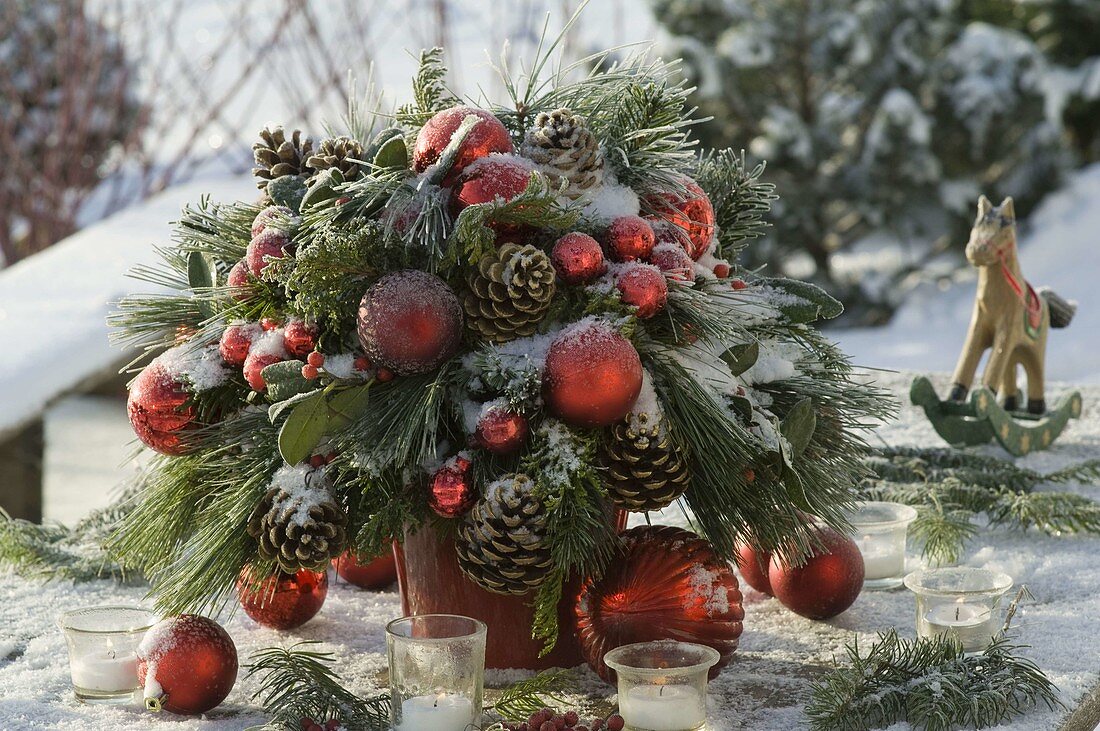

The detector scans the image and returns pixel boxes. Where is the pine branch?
[489,669,575,722]
[693,148,776,259]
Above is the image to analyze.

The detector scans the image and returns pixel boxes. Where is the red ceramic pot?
[332,545,398,590]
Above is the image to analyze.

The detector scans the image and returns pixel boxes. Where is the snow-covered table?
[3,371,1100,731]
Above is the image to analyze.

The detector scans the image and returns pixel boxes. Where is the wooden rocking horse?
[911,195,1082,456]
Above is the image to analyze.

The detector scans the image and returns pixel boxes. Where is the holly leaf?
[278,394,329,465]
[780,398,816,456]
[373,135,408,169]
[262,360,315,403]
[187,250,215,289]
[761,278,843,323]
[327,384,372,431]
[721,342,759,376]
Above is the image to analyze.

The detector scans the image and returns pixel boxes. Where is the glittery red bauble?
[428,456,476,518]
[646,177,716,260]
[474,407,529,454]
[735,542,773,596]
[246,229,291,277]
[237,567,327,630]
[251,205,295,238]
[227,260,252,300]
[768,525,865,620]
[332,545,398,589]
[576,525,744,683]
[616,264,668,319]
[413,105,514,177]
[137,615,237,715]
[218,323,257,366]
[127,362,196,455]
[542,323,643,428]
[605,215,655,262]
[649,243,696,283]
[282,318,318,358]
[551,232,605,285]
[243,351,284,392]
[452,157,533,241]
[357,270,463,375]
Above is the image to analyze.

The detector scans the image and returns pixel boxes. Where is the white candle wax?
[398,693,474,731]
[922,602,996,651]
[619,684,705,731]
[70,649,139,692]
[858,536,905,580]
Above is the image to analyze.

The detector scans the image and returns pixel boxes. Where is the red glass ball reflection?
[616,264,668,319]
[332,546,398,590]
[227,259,253,300]
[413,106,514,177]
[357,270,463,375]
[428,456,476,518]
[137,615,237,715]
[646,177,716,260]
[605,215,655,262]
[237,567,328,630]
[243,351,284,393]
[127,362,196,455]
[768,525,864,620]
[474,408,529,454]
[576,525,744,683]
[542,323,643,428]
[218,323,256,366]
[551,232,605,285]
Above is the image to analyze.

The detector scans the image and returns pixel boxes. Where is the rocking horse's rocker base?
[911,375,1082,456]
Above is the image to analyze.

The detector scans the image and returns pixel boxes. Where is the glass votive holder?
[57,606,159,703]
[904,567,1013,653]
[846,501,917,589]
[386,614,486,731]
[604,640,719,731]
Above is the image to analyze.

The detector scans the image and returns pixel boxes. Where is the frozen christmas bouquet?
[111,41,890,671]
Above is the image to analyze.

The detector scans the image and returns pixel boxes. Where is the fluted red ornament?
[413,106,514,177]
[282,318,318,358]
[137,615,237,715]
[332,545,398,590]
[551,232,605,285]
[237,566,327,630]
[645,177,716,260]
[474,407,529,454]
[542,323,643,428]
[605,215,655,262]
[357,271,463,375]
[616,264,668,319]
[127,362,197,455]
[735,542,773,596]
[648,243,696,283]
[768,524,864,620]
[576,525,744,683]
[246,228,291,277]
[428,456,476,518]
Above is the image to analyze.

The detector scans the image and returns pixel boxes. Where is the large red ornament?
[332,545,398,589]
[282,318,318,358]
[413,106,514,177]
[576,525,744,683]
[237,566,328,630]
[605,215,655,262]
[474,407,529,454]
[451,157,533,242]
[649,243,696,283]
[735,542,773,596]
[551,232,605,285]
[769,524,865,620]
[137,614,237,715]
[246,228,291,277]
[127,362,197,455]
[428,456,476,518]
[616,264,668,319]
[357,270,463,375]
[542,323,643,428]
[646,177,716,260]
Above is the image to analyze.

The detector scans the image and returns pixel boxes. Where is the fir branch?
[489,669,575,721]
[460,345,545,411]
[395,47,459,127]
[693,148,776,259]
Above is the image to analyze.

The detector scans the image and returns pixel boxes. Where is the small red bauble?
[246,228,291,277]
[413,106,514,177]
[127,362,196,455]
[646,177,716,260]
[474,407,529,454]
[332,545,398,589]
[428,456,476,518]
[605,215,655,262]
[735,542,773,596]
[243,351,284,392]
[237,566,327,630]
[227,260,252,299]
[648,243,696,283]
[357,270,463,375]
[551,232,605,285]
[768,524,865,620]
[282,318,318,358]
[218,323,257,366]
[616,264,668,319]
[543,323,643,428]
[251,205,296,238]
[576,525,744,683]
[137,614,237,715]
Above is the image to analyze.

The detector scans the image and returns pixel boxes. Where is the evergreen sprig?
[694,148,776,258]
[396,47,459,128]
[489,669,575,721]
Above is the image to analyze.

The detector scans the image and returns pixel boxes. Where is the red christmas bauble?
[332,545,398,589]
[246,228,291,277]
[649,243,696,283]
[543,323,643,428]
[218,323,257,366]
[227,259,253,299]
[605,215,655,262]
[413,105,514,177]
[243,351,284,392]
[735,542,773,596]
[282,318,318,358]
[769,525,865,620]
[474,407,529,454]
[357,270,463,375]
[452,157,533,242]
[616,264,668,319]
[576,525,744,683]
[127,362,197,455]
[237,566,327,630]
[428,456,476,518]
[251,205,296,238]
[137,614,237,715]
[646,177,716,260]
[551,232,605,285]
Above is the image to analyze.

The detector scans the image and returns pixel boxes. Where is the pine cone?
[306,135,364,181]
[464,243,556,343]
[455,473,554,595]
[252,126,315,189]
[522,108,604,199]
[599,413,690,512]
[246,480,347,572]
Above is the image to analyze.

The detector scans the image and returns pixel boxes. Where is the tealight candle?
[57,606,158,703]
[604,640,719,731]
[619,684,705,731]
[846,501,917,589]
[398,693,474,731]
[905,568,1013,652]
[70,648,139,692]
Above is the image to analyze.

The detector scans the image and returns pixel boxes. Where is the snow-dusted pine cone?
[252,126,315,189]
[455,473,554,595]
[464,243,556,343]
[522,108,604,199]
[306,135,364,181]
[599,412,689,511]
[246,470,347,572]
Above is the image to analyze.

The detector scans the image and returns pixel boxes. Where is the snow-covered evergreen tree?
[652,0,1069,323]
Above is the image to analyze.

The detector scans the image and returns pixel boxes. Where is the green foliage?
[694,149,776,259]
[489,669,575,722]
[396,47,460,127]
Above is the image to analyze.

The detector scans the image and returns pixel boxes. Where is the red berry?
[307,351,325,367]
[744,467,756,483]
[309,454,325,468]
[302,364,319,380]
[590,721,603,731]
[300,718,316,730]
[731,278,748,290]
[564,711,579,727]
[713,262,731,278]
[376,367,394,383]
[353,356,371,372]
[324,452,337,464]
[219,324,256,366]
[324,720,341,731]
[243,352,283,392]
[539,722,555,731]
[335,196,350,205]
[606,716,625,731]
[283,319,318,357]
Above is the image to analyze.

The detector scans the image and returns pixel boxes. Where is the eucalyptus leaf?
[327,385,372,431]
[266,175,307,211]
[721,342,759,376]
[278,395,329,465]
[299,168,344,211]
[762,278,843,324]
[373,135,408,169]
[186,250,215,289]
[363,126,404,161]
[781,398,816,456]
[261,360,316,403]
